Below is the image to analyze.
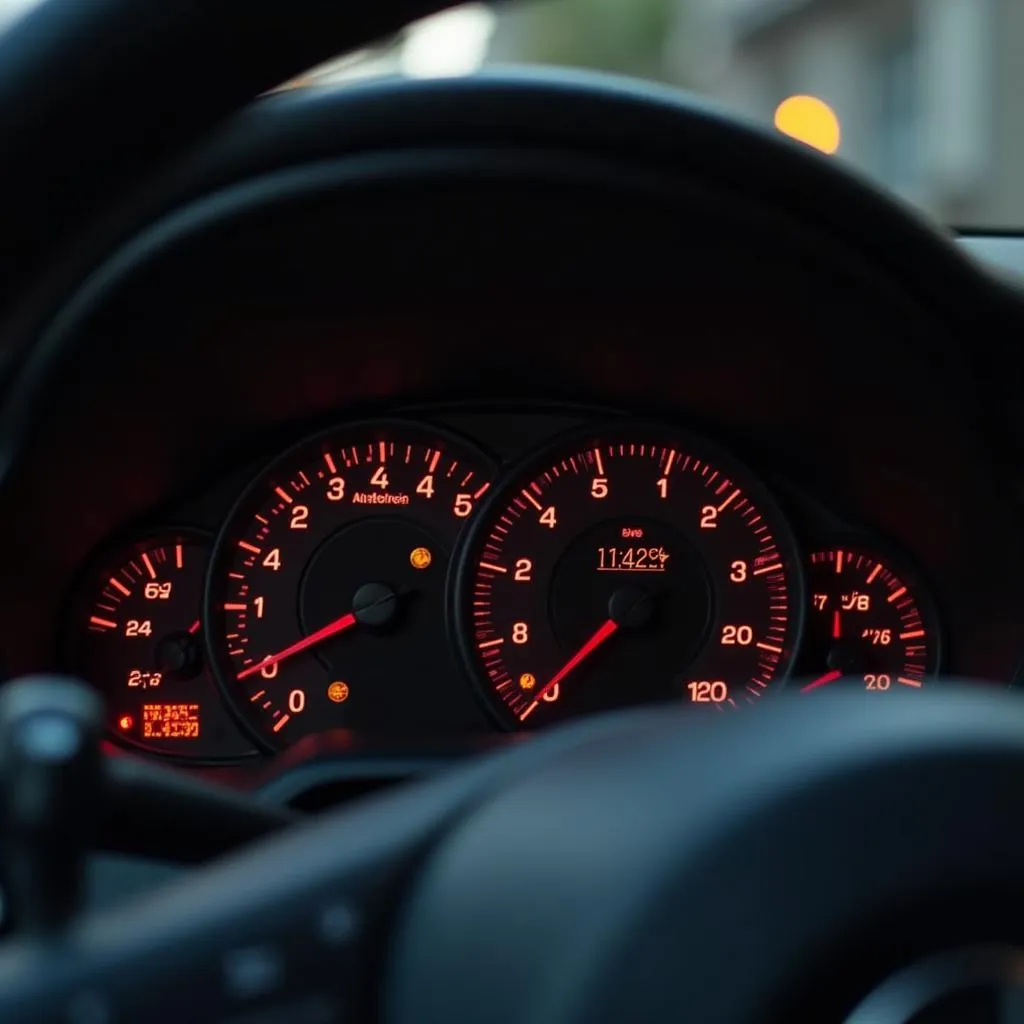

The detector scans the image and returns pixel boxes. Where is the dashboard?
[1,73,1024,784]
[30,400,1024,767]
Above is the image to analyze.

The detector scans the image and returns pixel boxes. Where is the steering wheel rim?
[0,0,457,309]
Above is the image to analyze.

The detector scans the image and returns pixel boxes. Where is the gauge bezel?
[62,525,260,764]
[450,418,807,730]
[204,416,500,752]
[793,535,945,688]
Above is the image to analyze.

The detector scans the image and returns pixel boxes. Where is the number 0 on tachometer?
[453,423,805,729]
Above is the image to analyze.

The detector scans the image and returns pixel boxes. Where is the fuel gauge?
[798,546,940,693]
[67,531,254,761]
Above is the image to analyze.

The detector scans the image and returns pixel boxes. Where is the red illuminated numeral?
[729,561,747,583]
[688,680,728,703]
[416,475,435,498]
[288,689,306,713]
[290,506,309,530]
[144,582,172,600]
[125,620,152,637]
[656,477,668,499]
[512,622,529,644]
[260,660,279,679]
[326,477,345,501]
[590,478,609,499]
[721,625,753,646]
[263,549,281,571]
[514,558,532,582]
[454,494,473,518]
[700,506,718,529]
[370,467,389,490]
[865,674,891,691]
[539,507,557,528]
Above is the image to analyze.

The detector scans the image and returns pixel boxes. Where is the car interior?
[2,0,1024,1020]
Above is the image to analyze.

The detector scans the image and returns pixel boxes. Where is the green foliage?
[511,0,678,77]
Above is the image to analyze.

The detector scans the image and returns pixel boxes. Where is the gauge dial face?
[798,547,940,693]
[455,425,804,729]
[69,534,255,760]
[206,421,496,749]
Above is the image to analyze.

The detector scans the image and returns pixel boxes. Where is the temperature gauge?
[799,546,940,693]
[67,531,254,760]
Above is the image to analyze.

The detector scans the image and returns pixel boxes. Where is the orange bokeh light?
[774,95,841,155]
[118,715,133,731]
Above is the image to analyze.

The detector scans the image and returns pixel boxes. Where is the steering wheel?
[1,2,1023,1022]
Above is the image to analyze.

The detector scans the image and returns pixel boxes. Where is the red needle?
[237,611,358,680]
[523,618,620,719]
[832,609,842,639]
[802,670,843,693]
[188,620,201,635]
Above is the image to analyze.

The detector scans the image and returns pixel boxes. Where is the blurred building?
[686,0,1020,226]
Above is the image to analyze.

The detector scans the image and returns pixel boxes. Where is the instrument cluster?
[61,410,953,764]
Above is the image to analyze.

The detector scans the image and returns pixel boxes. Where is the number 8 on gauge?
[453,423,805,729]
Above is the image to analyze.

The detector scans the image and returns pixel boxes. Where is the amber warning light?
[142,703,200,740]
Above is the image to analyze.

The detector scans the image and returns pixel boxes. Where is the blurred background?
[0,0,1017,227]
[290,0,1020,230]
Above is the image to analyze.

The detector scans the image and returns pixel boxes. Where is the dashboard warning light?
[774,94,841,154]
[409,546,433,571]
[118,714,134,731]
[519,673,536,691]
[328,681,350,704]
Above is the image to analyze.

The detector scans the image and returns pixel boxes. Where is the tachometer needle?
[801,669,843,693]
[522,618,620,720]
[832,609,842,639]
[237,611,357,680]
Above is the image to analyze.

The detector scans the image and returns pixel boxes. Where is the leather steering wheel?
[0,3,1022,1022]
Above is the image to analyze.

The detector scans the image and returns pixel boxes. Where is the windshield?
[298,0,1014,230]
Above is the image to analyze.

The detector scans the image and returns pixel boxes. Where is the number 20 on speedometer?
[453,423,805,729]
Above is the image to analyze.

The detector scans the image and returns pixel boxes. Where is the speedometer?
[453,423,804,729]
[206,420,495,749]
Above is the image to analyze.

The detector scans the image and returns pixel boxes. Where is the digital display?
[142,703,200,740]
[596,546,670,572]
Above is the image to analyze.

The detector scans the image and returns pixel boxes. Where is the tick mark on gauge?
[273,714,291,732]
[717,488,740,511]
[479,638,505,649]
[888,586,907,603]
[110,578,131,597]
[238,541,261,554]
[522,490,542,510]
[274,487,293,504]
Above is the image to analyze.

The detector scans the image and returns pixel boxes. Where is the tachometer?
[454,423,804,729]
[206,421,495,749]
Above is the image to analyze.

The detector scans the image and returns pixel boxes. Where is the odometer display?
[455,424,804,729]
[206,421,495,749]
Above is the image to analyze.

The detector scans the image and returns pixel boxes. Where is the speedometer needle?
[237,611,358,680]
[522,618,620,720]
[801,669,843,693]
